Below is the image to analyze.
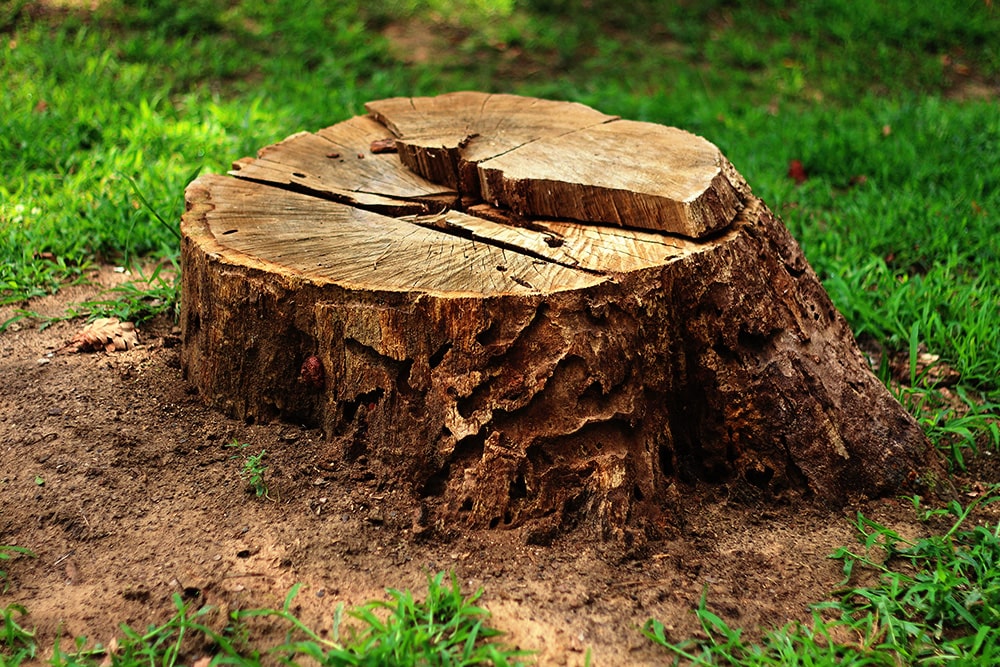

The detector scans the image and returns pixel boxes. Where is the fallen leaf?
[192,657,212,667]
[60,318,140,353]
[98,637,120,667]
[887,348,960,387]
[787,159,808,185]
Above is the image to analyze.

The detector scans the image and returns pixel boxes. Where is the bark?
[181,92,941,541]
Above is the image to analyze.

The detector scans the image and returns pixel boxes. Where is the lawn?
[2,0,999,664]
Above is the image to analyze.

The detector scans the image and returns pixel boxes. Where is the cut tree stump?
[181,92,940,541]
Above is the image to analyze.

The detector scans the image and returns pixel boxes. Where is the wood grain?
[181,93,941,542]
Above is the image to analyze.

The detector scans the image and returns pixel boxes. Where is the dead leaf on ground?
[60,318,140,353]
[888,350,962,387]
[787,159,808,184]
[98,637,120,667]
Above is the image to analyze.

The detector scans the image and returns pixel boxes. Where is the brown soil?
[0,268,987,665]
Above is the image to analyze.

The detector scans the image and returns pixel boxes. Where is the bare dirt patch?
[0,271,971,665]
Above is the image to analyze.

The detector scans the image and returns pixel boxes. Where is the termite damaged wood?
[181,92,943,543]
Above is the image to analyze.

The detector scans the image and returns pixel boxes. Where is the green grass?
[644,493,1000,665]
[237,573,530,666]
[1,571,525,667]
[3,0,998,386]
[1,546,36,667]
[2,0,1000,663]
[0,603,36,667]
[226,439,271,499]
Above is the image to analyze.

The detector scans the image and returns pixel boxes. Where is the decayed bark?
[181,92,940,541]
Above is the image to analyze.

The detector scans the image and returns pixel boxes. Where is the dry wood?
[366,92,615,195]
[366,92,748,238]
[181,93,941,542]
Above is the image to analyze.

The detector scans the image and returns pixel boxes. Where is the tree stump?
[181,92,939,540]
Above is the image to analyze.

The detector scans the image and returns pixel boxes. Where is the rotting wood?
[181,92,942,543]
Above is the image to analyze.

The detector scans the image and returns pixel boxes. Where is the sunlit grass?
[645,493,1000,665]
[1,570,526,667]
[2,1,999,662]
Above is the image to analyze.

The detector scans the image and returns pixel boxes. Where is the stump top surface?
[183,92,750,297]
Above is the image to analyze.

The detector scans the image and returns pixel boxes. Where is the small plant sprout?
[226,439,270,499]
[242,449,270,499]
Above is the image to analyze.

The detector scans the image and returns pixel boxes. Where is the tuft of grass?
[828,495,1000,659]
[48,593,229,667]
[1,572,523,667]
[0,547,36,667]
[1,262,180,335]
[0,603,36,667]
[70,263,180,325]
[868,323,1000,471]
[238,572,530,666]
[898,384,1000,472]
[643,595,885,666]
[644,493,1000,665]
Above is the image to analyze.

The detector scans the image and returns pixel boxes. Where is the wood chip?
[369,137,398,153]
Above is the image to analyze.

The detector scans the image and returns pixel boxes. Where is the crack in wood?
[229,169,621,281]
[222,98,753,284]
[400,211,606,277]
